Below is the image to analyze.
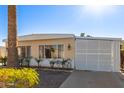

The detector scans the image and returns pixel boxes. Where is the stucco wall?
[17,38,75,60]
[75,39,121,72]
[112,41,121,72]
[0,47,7,57]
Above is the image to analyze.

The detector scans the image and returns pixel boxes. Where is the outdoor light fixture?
[68,44,71,50]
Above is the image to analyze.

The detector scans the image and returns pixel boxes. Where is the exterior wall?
[15,38,75,68]
[0,47,7,58]
[17,38,75,60]
[75,38,121,72]
[112,41,120,72]
[4,37,120,71]
[5,38,75,68]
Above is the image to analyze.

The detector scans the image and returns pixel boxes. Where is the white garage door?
[75,39,113,72]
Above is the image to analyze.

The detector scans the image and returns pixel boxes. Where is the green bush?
[35,58,43,67]
[49,60,55,68]
[0,68,39,88]
[0,56,7,66]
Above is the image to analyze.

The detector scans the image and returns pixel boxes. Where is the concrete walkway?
[60,71,124,88]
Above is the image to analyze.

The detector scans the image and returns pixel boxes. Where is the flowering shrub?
[0,68,39,88]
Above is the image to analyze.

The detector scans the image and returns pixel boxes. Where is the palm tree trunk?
[7,5,18,67]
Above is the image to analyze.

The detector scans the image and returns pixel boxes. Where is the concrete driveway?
[60,71,124,88]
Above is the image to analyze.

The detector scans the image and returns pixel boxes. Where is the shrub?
[61,58,72,68]
[0,68,39,88]
[49,59,56,68]
[0,56,7,66]
[35,58,43,67]
[18,57,24,67]
[24,57,31,67]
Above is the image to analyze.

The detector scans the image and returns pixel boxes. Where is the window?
[27,46,31,57]
[18,46,31,58]
[39,45,45,58]
[58,45,64,58]
[39,44,64,58]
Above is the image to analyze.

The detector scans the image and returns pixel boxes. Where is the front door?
[45,48,51,58]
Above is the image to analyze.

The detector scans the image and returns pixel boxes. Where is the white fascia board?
[75,36,122,41]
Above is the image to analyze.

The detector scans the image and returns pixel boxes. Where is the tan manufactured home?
[4,34,75,68]
[3,34,121,72]
[18,34,75,59]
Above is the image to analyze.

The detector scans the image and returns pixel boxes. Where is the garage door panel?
[75,39,113,72]
[87,40,99,49]
[76,62,87,70]
[99,41,111,49]
[87,55,98,62]
[76,45,86,49]
[76,49,86,53]
[98,66,112,71]
[99,61,112,66]
[99,55,111,61]
[76,54,86,59]
[86,65,98,71]
[87,55,98,66]
[75,55,86,64]
[76,40,87,49]
[87,49,98,53]
[77,66,88,70]
[99,50,111,53]
[86,60,98,65]
[87,62,98,66]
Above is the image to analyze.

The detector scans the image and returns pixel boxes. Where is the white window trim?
[39,44,65,59]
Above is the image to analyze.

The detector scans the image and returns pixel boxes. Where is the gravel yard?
[35,69,71,88]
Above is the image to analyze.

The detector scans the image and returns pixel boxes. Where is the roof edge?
[76,36,122,41]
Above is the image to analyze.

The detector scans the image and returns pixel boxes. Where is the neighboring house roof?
[3,34,75,42]
[76,36,122,41]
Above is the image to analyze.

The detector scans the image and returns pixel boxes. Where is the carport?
[75,37,121,72]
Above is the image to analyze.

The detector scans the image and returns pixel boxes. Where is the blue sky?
[0,5,124,46]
